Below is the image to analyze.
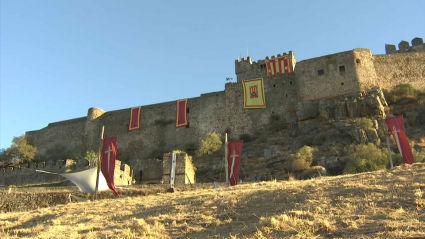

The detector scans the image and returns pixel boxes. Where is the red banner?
[265,54,291,76]
[101,136,120,197]
[176,99,188,128]
[128,107,141,131]
[228,141,243,186]
[385,115,414,164]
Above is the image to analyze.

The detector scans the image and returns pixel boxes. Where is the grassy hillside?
[1,163,425,238]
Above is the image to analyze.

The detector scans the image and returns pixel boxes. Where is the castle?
[17,37,425,183]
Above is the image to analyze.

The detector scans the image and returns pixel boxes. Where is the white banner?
[170,153,176,185]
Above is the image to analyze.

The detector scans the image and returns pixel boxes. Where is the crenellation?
[398,41,410,52]
[412,37,423,46]
[385,37,425,54]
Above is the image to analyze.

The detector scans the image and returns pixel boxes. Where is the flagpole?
[225,133,229,187]
[382,119,394,169]
[94,126,105,200]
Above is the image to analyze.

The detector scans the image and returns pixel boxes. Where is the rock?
[264,145,285,159]
[334,100,348,120]
[295,102,319,121]
[318,99,334,119]
[348,129,368,144]
[368,87,388,107]
[365,128,379,143]
[346,98,358,118]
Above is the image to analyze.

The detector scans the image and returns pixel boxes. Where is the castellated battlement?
[385,37,425,54]
[0,159,133,187]
[235,51,296,77]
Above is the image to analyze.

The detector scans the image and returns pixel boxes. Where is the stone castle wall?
[23,37,425,174]
[385,37,425,54]
[0,159,132,187]
[373,52,425,91]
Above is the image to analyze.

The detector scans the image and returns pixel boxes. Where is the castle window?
[356,59,361,64]
[187,108,190,114]
[341,82,344,85]
[285,94,288,97]
[290,81,293,84]
[273,84,276,87]
[339,66,345,72]
[317,70,324,76]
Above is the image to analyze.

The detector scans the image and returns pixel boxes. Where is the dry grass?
[1,164,425,238]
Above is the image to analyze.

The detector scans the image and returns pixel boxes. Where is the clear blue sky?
[1,0,424,149]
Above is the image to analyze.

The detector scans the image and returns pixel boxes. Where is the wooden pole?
[94,126,105,200]
[382,119,394,169]
[225,133,229,187]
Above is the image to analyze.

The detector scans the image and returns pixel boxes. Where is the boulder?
[318,99,334,119]
[264,145,285,159]
[346,98,358,118]
[368,87,388,107]
[365,128,379,143]
[334,100,348,120]
[295,101,318,121]
[348,129,368,144]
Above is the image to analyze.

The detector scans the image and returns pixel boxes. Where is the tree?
[0,135,37,166]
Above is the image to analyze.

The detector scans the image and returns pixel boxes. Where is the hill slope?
[1,163,425,239]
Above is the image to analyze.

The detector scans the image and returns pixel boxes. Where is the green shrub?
[383,84,423,104]
[197,132,222,156]
[239,133,254,142]
[284,146,318,172]
[358,117,373,129]
[0,135,37,165]
[344,143,390,174]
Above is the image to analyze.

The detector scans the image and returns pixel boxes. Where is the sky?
[1,0,424,149]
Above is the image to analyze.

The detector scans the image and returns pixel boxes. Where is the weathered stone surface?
[346,98,358,118]
[348,129,368,144]
[317,156,350,169]
[398,40,410,52]
[264,145,285,159]
[365,128,379,143]
[319,99,334,119]
[295,101,318,121]
[368,87,388,107]
[385,44,397,54]
[411,37,423,46]
[334,100,348,120]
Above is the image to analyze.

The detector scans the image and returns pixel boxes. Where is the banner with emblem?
[176,99,189,128]
[265,54,292,76]
[385,115,414,165]
[243,78,266,108]
[128,107,142,131]
[228,141,243,186]
[101,136,120,197]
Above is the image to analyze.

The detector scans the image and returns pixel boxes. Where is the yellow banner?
[242,78,266,108]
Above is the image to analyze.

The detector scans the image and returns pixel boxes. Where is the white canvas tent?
[36,168,129,202]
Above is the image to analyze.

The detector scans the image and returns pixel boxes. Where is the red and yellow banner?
[128,107,142,131]
[176,99,188,128]
[101,136,120,197]
[265,54,291,76]
[243,78,266,108]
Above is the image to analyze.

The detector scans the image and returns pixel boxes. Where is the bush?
[284,146,318,172]
[383,84,422,104]
[197,132,222,156]
[358,117,373,129]
[344,143,390,174]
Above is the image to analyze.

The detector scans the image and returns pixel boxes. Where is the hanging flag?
[176,99,189,128]
[385,115,414,164]
[101,136,120,197]
[169,153,177,185]
[243,78,266,108]
[228,141,243,186]
[128,107,142,131]
[265,54,291,76]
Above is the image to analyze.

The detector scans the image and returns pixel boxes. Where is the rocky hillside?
[194,86,425,183]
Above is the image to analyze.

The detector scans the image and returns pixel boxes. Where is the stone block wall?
[130,158,163,184]
[373,52,425,91]
[162,152,195,185]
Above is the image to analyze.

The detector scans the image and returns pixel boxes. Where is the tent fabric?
[60,168,110,193]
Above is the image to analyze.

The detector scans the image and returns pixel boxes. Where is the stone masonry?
[24,36,425,174]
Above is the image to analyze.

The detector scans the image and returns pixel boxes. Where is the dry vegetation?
[1,164,425,238]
